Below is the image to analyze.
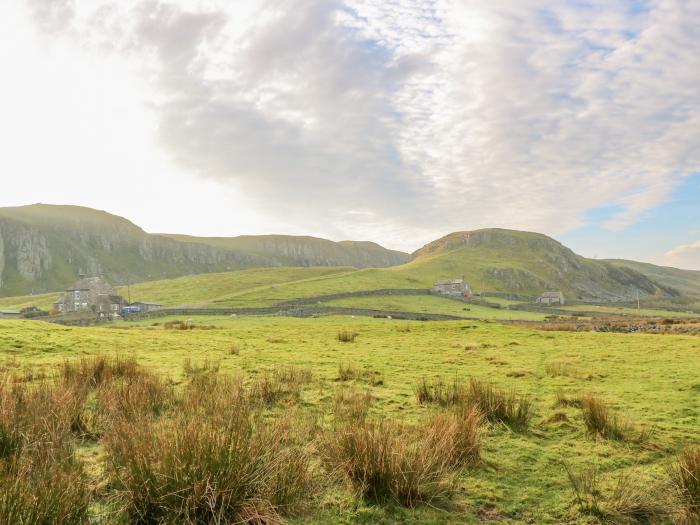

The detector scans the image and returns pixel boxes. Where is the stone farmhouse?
[536,291,565,305]
[432,278,471,298]
[53,276,124,317]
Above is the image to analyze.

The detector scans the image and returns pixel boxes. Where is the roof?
[0,310,20,315]
[131,302,162,306]
[540,291,563,298]
[434,279,465,285]
[67,276,117,295]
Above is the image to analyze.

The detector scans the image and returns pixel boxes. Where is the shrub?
[337,330,358,343]
[322,419,455,507]
[670,445,700,522]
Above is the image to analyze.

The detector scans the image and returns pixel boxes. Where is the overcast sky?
[1,0,699,269]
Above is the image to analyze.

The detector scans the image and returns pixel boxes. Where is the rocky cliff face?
[0,205,409,296]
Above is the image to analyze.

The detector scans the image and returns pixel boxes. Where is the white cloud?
[3,0,700,252]
[661,240,700,270]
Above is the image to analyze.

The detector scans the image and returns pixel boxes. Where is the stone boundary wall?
[272,288,430,306]
[123,305,468,322]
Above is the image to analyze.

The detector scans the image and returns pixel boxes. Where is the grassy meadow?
[1,315,700,523]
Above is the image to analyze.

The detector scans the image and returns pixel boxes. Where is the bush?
[670,446,700,523]
[322,419,455,507]
[337,330,358,343]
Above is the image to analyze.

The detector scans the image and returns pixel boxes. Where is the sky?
[1,0,699,269]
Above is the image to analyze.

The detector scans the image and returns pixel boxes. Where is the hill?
[0,204,409,296]
[605,259,700,297]
[87,229,693,309]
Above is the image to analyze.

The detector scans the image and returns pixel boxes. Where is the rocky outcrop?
[0,204,410,296]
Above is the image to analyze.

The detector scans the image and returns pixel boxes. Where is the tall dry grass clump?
[322,419,455,507]
[337,363,384,385]
[334,387,373,422]
[61,354,141,391]
[105,374,314,524]
[467,379,533,430]
[670,446,700,523]
[249,367,312,406]
[565,463,673,523]
[426,405,484,468]
[416,377,533,430]
[580,393,650,443]
[0,375,91,524]
[337,330,358,343]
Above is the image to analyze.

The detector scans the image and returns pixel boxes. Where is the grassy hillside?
[1,317,698,522]
[606,259,700,296]
[0,204,409,296]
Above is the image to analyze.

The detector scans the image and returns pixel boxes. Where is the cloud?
[663,240,700,270]
[19,0,700,249]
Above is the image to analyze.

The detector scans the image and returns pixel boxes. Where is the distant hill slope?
[94,229,696,309]
[0,204,409,296]
[605,259,700,297]
[404,229,684,301]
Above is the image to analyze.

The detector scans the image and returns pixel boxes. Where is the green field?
[559,304,700,318]
[325,294,547,321]
[1,316,698,523]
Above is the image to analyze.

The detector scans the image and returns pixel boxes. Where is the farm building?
[53,276,124,317]
[0,310,21,319]
[432,278,471,298]
[536,291,565,305]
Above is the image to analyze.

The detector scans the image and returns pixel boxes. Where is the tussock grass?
[249,367,312,406]
[182,357,220,377]
[334,387,372,422]
[426,405,484,468]
[337,363,384,385]
[554,389,582,408]
[565,463,672,523]
[670,446,700,522]
[416,377,533,430]
[581,393,651,443]
[105,406,312,523]
[337,330,358,343]
[97,372,174,423]
[545,360,579,378]
[61,354,141,390]
[0,375,91,523]
[322,419,455,507]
